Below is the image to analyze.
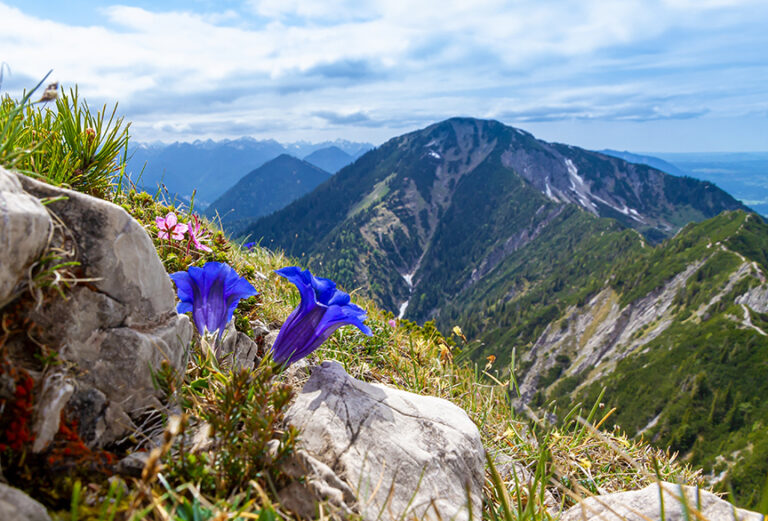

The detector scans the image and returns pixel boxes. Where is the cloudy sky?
[1,0,766,151]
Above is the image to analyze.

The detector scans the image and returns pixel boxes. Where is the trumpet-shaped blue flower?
[170,262,258,338]
[272,266,372,366]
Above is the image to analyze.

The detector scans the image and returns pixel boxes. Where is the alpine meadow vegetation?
[0,81,746,521]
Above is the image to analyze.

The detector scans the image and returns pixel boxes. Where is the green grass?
[0,87,717,520]
[1,81,129,197]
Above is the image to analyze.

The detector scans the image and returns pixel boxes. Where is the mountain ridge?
[204,154,331,225]
[242,117,748,317]
[127,137,372,205]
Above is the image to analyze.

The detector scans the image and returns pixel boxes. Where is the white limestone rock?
[0,168,52,307]
[561,482,764,521]
[0,484,51,521]
[285,360,484,521]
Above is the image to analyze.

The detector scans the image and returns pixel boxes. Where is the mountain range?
[598,149,686,176]
[241,117,747,314]
[237,117,767,505]
[204,154,331,225]
[126,138,372,206]
[303,145,355,173]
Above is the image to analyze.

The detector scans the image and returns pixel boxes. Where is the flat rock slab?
[285,360,484,521]
[561,482,764,521]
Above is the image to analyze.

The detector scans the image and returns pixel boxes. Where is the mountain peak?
[205,154,330,225]
[242,117,750,317]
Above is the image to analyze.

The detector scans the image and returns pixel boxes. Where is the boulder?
[0,168,52,307]
[561,481,764,521]
[0,483,51,521]
[284,360,485,521]
[1,170,192,449]
[17,173,176,322]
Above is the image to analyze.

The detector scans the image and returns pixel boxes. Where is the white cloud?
[0,0,765,150]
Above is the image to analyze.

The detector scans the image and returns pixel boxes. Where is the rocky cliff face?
[243,118,747,322]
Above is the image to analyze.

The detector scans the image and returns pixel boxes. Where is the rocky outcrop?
[0,168,192,449]
[0,170,51,308]
[736,283,768,313]
[517,251,766,405]
[0,484,51,521]
[284,360,485,521]
[561,482,764,521]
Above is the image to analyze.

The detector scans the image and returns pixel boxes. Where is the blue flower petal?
[276,267,317,313]
[310,275,338,305]
[177,301,193,314]
[170,262,258,339]
[170,272,195,304]
[272,267,371,366]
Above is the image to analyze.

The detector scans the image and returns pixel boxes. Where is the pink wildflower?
[156,212,188,240]
[388,319,397,328]
[188,215,213,252]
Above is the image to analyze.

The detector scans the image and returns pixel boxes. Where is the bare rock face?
[0,483,52,521]
[1,170,192,449]
[0,169,52,307]
[284,360,484,521]
[561,482,764,521]
[17,173,176,322]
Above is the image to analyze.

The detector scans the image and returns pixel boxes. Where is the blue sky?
[1,0,766,151]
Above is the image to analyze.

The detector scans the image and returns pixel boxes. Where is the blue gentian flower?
[272,266,372,366]
[244,242,256,250]
[170,262,258,339]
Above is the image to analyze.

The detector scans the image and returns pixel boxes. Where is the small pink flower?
[188,215,212,252]
[388,319,397,328]
[156,212,188,240]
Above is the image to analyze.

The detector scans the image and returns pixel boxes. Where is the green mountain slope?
[205,154,330,225]
[238,118,765,506]
[241,118,747,319]
[485,211,768,507]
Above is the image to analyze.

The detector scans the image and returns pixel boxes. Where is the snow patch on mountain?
[564,159,599,214]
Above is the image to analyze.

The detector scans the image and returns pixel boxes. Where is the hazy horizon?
[1,0,766,152]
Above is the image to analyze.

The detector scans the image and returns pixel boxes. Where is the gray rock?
[28,287,192,448]
[0,483,51,521]
[561,482,764,521]
[285,360,484,521]
[278,449,357,519]
[250,319,270,339]
[117,451,150,477]
[31,371,75,452]
[264,330,279,352]
[17,173,175,322]
[218,321,261,370]
[2,171,192,449]
[0,168,52,307]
